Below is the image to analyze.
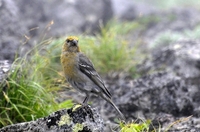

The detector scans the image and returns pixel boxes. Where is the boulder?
[0,105,104,132]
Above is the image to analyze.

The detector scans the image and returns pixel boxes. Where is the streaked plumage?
[61,36,125,119]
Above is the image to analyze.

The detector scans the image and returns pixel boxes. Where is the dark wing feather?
[78,53,111,98]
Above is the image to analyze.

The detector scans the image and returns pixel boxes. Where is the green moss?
[58,114,71,126]
[120,120,151,132]
[72,123,84,132]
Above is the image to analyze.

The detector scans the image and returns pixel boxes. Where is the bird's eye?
[66,40,70,43]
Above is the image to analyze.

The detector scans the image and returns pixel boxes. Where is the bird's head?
[63,36,80,52]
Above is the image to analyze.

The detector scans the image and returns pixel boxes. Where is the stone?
[0,105,104,132]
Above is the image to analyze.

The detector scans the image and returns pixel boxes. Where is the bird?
[61,36,125,119]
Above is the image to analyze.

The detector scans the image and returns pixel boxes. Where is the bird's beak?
[71,40,78,46]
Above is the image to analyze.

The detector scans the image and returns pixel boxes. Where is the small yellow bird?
[61,36,125,119]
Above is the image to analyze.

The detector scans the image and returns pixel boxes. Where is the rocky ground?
[1,0,200,131]
[0,105,104,132]
[57,40,200,131]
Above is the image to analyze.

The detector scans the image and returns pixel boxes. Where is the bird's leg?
[82,94,89,105]
[83,96,88,104]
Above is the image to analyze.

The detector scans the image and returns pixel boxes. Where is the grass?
[141,0,200,9]
[119,115,192,132]
[120,120,151,132]
[149,24,200,49]
[81,21,144,76]
[79,36,134,73]
[40,21,143,78]
[48,20,143,76]
[0,39,73,128]
[81,23,136,73]
[0,20,144,128]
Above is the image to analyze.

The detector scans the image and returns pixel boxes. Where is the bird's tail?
[110,100,125,120]
[101,94,125,120]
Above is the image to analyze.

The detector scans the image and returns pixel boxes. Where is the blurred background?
[1,0,200,131]
[1,0,200,60]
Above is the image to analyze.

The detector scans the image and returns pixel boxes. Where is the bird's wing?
[78,53,111,98]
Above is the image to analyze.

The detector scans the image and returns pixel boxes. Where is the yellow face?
[63,36,80,52]
[66,36,79,42]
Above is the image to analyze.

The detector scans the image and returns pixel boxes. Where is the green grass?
[48,20,143,76]
[81,21,144,75]
[141,0,200,9]
[120,120,152,132]
[119,115,192,132]
[0,39,73,128]
[0,20,144,128]
[149,24,200,49]
[81,23,136,73]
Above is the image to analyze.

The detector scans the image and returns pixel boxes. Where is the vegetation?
[1,0,199,130]
[149,24,200,49]
[141,0,200,9]
[0,40,73,128]
[0,20,143,128]
[82,21,139,73]
[44,21,144,77]
[120,120,151,132]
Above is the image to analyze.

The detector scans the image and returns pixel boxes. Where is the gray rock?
[16,0,113,37]
[109,39,200,130]
[56,38,200,130]
[0,105,104,132]
[111,0,156,21]
[74,0,113,34]
[106,71,200,131]
[0,0,113,61]
[0,60,11,84]
[142,8,200,49]
[0,0,30,61]
[139,40,200,78]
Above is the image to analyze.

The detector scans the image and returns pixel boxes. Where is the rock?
[57,43,200,129]
[111,0,156,21]
[139,40,200,78]
[0,105,104,132]
[74,0,113,34]
[16,0,113,37]
[0,0,113,61]
[104,71,200,130]
[0,60,11,83]
[15,0,48,38]
[109,39,200,130]
[141,8,200,49]
[0,0,30,61]
[150,114,200,131]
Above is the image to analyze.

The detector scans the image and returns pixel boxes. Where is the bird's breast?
[61,52,78,79]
